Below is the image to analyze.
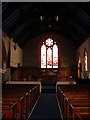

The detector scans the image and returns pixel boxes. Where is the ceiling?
[2,2,90,48]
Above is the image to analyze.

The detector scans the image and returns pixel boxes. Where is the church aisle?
[28,93,62,120]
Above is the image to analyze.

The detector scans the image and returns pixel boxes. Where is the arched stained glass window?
[53,44,58,68]
[41,43,46,68]
[78,55,81,78]
[84,49,88,71]
[41,38,58,68]
[78,56,81,68]
[47,47,52,68]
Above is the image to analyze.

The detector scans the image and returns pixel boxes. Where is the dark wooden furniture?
[57,84,90,120]
[2,84,40,120]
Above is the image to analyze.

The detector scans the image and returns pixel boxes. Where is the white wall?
[23,34,76,68]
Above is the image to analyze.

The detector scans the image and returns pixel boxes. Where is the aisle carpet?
[29,93,62,120]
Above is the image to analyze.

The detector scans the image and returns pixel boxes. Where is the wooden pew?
[2,101,17,120]
[62,90,90,119]
[0,112,6,120]
[70,105,90,120]
[57,85,90,120]
[2,84,40,120]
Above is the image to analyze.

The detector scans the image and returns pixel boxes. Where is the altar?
[41,69,58,85]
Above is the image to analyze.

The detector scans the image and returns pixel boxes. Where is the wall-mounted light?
[48,25,52,28]
[40,16,44,21]
[55,16,59,22]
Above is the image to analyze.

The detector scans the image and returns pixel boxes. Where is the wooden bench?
[57,85,90,120]
[2,84,40,120]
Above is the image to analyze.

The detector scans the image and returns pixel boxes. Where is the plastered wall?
[77,37,90,77]
[23,33,76,68]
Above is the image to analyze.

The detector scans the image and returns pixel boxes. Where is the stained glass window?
[41,38,58,68]
[78,56,81,68]
[84,49,88,71]
[46,38,53,46]
[47,48,52,68]
[78,55,81,78]
[53,44,58,68]
[41,43,46,68]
